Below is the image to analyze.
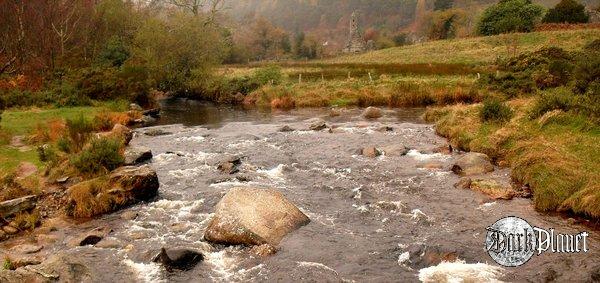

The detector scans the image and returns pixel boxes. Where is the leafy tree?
[131,12,225,93]
[426,9,467,40]
[477,0,544,36]
[98,37,130,67]
[543,0,589,24]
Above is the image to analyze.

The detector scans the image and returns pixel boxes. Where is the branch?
[0,56,17,75]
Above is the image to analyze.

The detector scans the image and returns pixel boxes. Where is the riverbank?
[424,98,600,220]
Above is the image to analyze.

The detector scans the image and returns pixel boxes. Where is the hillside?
[321,29,600,65]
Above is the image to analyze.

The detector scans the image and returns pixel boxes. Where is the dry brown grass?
[12,209,41,231]
[0,173,40,202]
[66,177,114,218]
[425,98,600,218]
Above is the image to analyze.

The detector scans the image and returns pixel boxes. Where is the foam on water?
[257,164,286,182]
[297,261,340,276]
[175,136,205,143]
[418,260,504,283]
[168,165,212,178]
[406,150,450,161]
[122,259,165,283]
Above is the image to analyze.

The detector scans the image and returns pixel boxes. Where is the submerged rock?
[470,179,515,200]
[309,120,328,131]
[144,128,171,137]
[142,108,161,118]
[451,153,494,176]
[217,156,242,174]
[10,244,43,254]
[153,247,204,271]
[361,147,381,158]
[68,227,112,247]
[204,187,310,246]
[453,177,472,190]
[362,107,383,119]
[0,195,38,218]
[124,146,153,165]
[250,244,278,257]
[279,125,295,132]
[381,144,409,156]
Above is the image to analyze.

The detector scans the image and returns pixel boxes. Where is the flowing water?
[4,98,600,282]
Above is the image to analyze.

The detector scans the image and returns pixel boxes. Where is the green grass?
[322,29,600,65]
[0,106,106,136]
[0,105,110,173]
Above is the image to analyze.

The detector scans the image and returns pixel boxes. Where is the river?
[3,98,599,282]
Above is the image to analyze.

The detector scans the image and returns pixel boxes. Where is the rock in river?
[124,146,153,165]
[451,152,494,176]
[204,187,310,246]
[362,107,383,119]
[309,119,328,131]
[153,248,204,271]
[66,165,159,218]
[361,147,381,158]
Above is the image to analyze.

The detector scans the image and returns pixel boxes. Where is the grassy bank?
[0,101,128,173]
[425,98,600,218]
[322,29,600,65]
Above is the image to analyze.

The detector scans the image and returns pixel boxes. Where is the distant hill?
[224,0,596,33]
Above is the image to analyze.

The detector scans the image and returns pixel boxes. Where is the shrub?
[392,33,410,46]
[573,54,600,95]
[98,37,130,67]
[477,0,544,36]
[543,0,589,24]
[253,66,284,85]
[529,88,575,118]
[480,99,513,122]
[65,115,95,152]
[70,138,124,176]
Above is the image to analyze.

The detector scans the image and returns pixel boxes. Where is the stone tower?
[343,11,366,53]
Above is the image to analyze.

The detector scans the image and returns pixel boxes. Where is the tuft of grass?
[3,257,13,271]
[66,177,114,218]
[12,209,41,231]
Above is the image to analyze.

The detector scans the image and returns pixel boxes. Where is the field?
[0,103,125,173]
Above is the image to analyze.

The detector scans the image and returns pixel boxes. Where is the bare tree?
[0,0,25,75]
[51,1,83,58]
[166,0,225,23]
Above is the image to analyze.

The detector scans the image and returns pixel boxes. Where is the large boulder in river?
[381,144,409,156]
[451,152,494,176]
[124,146,153,165]
[204,187,310,246]
[153,247,204,271]
[362,107,383,119]
[108,165,159,201]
